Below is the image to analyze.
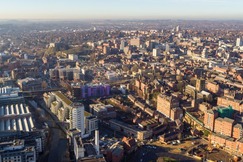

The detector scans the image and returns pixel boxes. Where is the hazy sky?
[0,0,242,20]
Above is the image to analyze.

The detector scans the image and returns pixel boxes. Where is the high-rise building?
[176,25,180,32]
[236,38,243,47]
[165,43,170,52]
[204,109,219,131]
[120,40,127,50]
[103,46,111,54]
[196,78,205,92]
[95,130,100,155]
[70,103,85,136]
[152,48,160,57]
[201,48,208,58]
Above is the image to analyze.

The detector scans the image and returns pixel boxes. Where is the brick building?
[217,96,242,113]
[233,124,243,139]
[204,109,218,131]
[157,94,182,121]
[206,81,221,94]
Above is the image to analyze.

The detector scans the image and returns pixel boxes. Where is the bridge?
[19,88,65,98]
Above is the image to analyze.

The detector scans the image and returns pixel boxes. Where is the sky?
[0,0,242,20]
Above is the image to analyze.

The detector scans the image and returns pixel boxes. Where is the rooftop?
[53,91,73,106]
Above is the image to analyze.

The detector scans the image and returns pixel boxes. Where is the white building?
[176,25,180,32]
[70,103,85,136]
[44,91,98,137]
[202,48,208,58]
[85,116,98,135]
[236,38,243,47]
[152,48,160,57]
[68,54,78,61]
[106,71,118,80]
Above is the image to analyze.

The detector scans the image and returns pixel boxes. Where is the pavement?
[129,144,197,162]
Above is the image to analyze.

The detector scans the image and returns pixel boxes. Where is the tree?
[131,65,138,72]
[122,65,129,72]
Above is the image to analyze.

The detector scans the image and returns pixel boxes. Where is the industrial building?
[0,103,34,132]
[0,86,35,132]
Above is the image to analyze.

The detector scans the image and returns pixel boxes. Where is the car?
[180,148,187,152]
[172,141,177,145]
[191,141,199,145]
[166,141,171,144]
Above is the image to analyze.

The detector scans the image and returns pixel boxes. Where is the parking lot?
[147,138,233,162]
[130,144,196,162]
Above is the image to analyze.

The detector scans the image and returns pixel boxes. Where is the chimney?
[95,130,100,155]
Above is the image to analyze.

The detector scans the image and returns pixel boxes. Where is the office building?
[236,38,243,47]
[0,140,36,162]
[152,48,160,57]
[85,116,98,135]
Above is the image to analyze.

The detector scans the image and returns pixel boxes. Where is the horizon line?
[0,18,243,22]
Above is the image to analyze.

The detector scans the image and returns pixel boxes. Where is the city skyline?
[0,0,243,20]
